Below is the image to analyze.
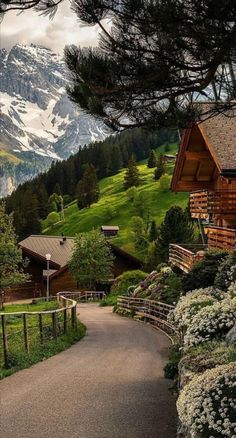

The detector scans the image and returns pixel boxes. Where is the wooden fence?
[117,296,178,341]
[57,290,106,301]
[0,293,77,369]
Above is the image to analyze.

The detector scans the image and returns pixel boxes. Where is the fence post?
[63,308,67,333]
[23,313,29,354]
[71,306,77,329]
[1,314,8,368]
[52,312,57,340]
[39,313,43,345]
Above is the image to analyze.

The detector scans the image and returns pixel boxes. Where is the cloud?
[0,2,99,53]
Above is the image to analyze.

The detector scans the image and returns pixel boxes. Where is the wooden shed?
[101,225,120,237]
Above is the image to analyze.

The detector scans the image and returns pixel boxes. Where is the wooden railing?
[117,296,177,341]
[190,190,236,219]
[206,226,236,251]
[169,244,207,273]
[0,294,77,369]
[57,291,106,302]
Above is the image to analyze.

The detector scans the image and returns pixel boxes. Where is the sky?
[0,2,99,54]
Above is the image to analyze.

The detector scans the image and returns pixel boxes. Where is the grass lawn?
[43,144,188,258]
[0,300,86,379]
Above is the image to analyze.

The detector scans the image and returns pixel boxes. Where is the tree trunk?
[0,289,4,310]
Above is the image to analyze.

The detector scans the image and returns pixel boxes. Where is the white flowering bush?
[228,282,236,298]
[168,287,220,331]
[184,297,236,349]
[177,363,236,438]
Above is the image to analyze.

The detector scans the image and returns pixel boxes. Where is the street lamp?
[45,253,51,301]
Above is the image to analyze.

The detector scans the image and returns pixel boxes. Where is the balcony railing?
[190,190,236,219]
[206,226,236,251]
[169,244,207,273]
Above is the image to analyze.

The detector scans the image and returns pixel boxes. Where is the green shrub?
[162,272,182,304]
[164,344,181,380]
[159,173,171,191]
[100,270,147,306]
[111,270,147,295]
[181,341,236,373]
[182,250,228,292]
[215,250,236,291]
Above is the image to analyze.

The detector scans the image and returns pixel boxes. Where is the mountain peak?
[0,44,109,197]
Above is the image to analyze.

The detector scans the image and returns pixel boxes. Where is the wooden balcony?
[206,226,236,251]
[169,244,207,273]
[190,190,236,219]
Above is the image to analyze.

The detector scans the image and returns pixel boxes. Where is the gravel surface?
[0,304,177,438]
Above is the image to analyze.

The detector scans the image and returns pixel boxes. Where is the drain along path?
[0,304,177,438]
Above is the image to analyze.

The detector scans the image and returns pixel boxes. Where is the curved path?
[0,304,177,438]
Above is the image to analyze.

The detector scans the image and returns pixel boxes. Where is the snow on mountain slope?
[0,44,109,197]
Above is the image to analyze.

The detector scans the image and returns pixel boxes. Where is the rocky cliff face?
[0,44,109,197]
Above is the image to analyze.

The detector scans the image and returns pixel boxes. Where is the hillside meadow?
[43,145,188,257]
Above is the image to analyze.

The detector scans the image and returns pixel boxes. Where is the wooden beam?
[176,180,215,191]
[185,151,211,160]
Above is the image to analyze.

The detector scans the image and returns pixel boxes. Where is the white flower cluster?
[226,264,236,287]
[228,282,236,298]
[184,297,236,349]
[168,287,218,331]
[177,363,236,438]
[160,266,173,275]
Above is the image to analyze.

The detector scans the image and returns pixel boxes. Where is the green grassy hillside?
[43,145,188,257]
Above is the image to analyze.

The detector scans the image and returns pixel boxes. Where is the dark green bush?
[100,270,147,306]
[215,250,236,291]
[161,273,182,304]
[111,270,147,295]
[164,344,181,379]
[182,250,228,293]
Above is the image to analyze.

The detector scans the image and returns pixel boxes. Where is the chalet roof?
[101,225,120,231]
[19,235,75,268]
[19,235,142,271]
[198,106,236,172]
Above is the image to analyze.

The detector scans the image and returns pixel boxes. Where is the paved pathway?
[0,304,177,438]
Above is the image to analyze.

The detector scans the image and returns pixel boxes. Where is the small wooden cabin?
[4,235,141,301]
[101,225,120,237]
[170,104,236,272]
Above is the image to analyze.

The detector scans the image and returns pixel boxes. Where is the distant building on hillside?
[169,103,236,273]
[163,154,176,163]
[4,235,141,301]
[101,225,120,237]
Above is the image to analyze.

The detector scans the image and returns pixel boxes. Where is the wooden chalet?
[101,225,120,237]
[170,104,236,272]
[4,235,142,301]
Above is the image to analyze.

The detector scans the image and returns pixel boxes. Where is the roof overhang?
[171,124,220,192]
[20,245,61,269]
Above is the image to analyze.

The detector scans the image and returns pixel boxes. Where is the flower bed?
[168,287,221,332]
[177,363,236,438]
[184,297,236,349]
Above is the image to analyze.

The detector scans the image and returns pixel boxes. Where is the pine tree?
[124,155,140,190]
[63,1,236,129]
[111,145,123,172]
[154,206,194,263]
[0,203,29,308]
[149,220,158,242]
[154,153,165,181]
[147,150,157,168]
[37,183,49,219]
[77,164,99,208]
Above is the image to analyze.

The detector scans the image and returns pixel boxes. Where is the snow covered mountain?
[0,44,109,197]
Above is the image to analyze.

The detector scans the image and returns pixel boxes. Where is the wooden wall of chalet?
[112,253,142,277]
[4,283,42,302]
[46,269,78,295]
